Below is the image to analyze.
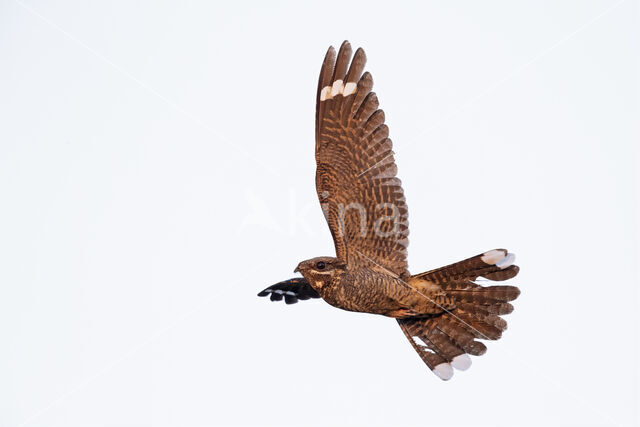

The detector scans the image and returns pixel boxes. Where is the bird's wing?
[258,278,321,304]
[315,41,409,278]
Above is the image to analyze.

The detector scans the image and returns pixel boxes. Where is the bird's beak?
[294,263,301,273]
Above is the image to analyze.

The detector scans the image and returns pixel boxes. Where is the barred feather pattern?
[315,41,410,279]
[399,249,520,380]
[258,41,522,382]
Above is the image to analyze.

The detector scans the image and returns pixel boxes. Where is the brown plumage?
[258,41,520,380]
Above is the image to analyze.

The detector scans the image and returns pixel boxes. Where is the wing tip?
[325,45,336,60]
[319,41,371,102]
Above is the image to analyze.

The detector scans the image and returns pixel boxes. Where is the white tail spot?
[343,82,357,96]
[451,354,472,371]
[412,336,428,347]
[433,363,453,380]
[496,252,516,269]
[481,249,507,265]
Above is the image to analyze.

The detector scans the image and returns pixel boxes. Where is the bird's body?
[296,257,454,317]
[258,41,521,380]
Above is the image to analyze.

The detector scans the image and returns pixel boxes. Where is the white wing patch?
[330,79,344,97]
[343,81,357,96]
[320,80,357,101]
[320,86,332,101]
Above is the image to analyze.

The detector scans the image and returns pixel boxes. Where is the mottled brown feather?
[315,41,409,278]
[263,42,522,381]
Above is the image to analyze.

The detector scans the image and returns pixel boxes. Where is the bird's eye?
[316,261,326,270]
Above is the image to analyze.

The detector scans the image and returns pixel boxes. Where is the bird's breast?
[316,270,408,315]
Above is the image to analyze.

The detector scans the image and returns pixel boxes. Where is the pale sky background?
[0,1,638,426]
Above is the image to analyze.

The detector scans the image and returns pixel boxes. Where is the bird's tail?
[398,249,520,380]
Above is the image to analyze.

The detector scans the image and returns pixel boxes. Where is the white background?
[1,1,638,426]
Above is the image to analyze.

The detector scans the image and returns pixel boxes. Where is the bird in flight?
[258,41,520,380]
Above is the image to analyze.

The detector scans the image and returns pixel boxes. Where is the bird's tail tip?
[400,248,520,380]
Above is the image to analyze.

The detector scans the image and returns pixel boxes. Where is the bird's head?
[294,257,346,289]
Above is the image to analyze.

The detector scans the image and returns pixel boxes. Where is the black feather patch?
[257,277,320,304]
